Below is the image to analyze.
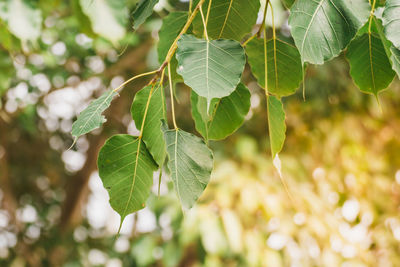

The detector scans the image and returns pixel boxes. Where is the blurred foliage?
[0,0,399,266]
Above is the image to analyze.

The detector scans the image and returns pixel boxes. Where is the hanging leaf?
[98,135,157,223]
[382,0,400,50]
[161,121,213,209]
[133,0,159,30]
[192,0,260,41]
[79,0,128,44]
[267,96,286,159]
[288,0,370,64]
[176,34,246,107]
[191,83,251,140]
[246,38,302,97]
[131,85,166,167]
[346,32,395,95]
[157,11,188,81]
[71,90,118,138]
[0,0,42,43]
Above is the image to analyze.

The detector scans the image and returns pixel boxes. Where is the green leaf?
[79,0,128,44]
[161,121,213,209]
[71,90,118,138]
[267,96,286,159]
[288,0,370,64]
[346,32,396,95]
[191,83,251,140]
[391,46,400,77]
[383,0,400,49]
[246,38,303,97]
[0,0,42,43]
[98,135,157,223]
[193,0,260,41]
[131,85,166,167]
[133,0,159,30]
[157,11,187,81]
[176,34,246,107]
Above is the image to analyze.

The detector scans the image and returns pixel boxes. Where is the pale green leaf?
[246,38,303,97]
[0,0,42,42]
[71,90,118,138]
[79,0,127,44]
[131,85,166,167]
[267,96,286,159]
[346,32,395,95]
[193,0,260,41]
[98,135,157,222]
[391,46,400,77]
[282,0,296,9]
[176,34,246,106]
[288,0,370,64]
[161,121,213,209]
[383,0,400,49]
[191,83,251,140]
[133,0,159,30]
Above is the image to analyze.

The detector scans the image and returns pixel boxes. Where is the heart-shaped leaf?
[133,0,159,30]
[267,96,286,159]
[176,34,245,107]
[383,0,400,50]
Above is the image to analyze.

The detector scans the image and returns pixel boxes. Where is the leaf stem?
[368,0,377,34]
[205,0,212,28]
[189,0,193,15]
[242,0,270,46]
[199,5,209,41]
[112,69,159,93]
[168,63,178,129]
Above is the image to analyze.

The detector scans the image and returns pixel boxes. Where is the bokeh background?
[1,0,400,266]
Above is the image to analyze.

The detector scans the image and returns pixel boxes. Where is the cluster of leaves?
[69,0,400,229]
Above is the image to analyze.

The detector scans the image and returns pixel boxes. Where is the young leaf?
[176,34,246,107]
[133,0,159,30]
[192,0,260,41]
[98,135,157,224]
[288,0,370,64]
[191,83,251,140]
[161,121,213,209]
[246,38,302,97]
[131,85,166,167]
[79,0,128,44]
[267,96,286,159]
[382,0,400,50]
[346,33,395,95]
[71,90,118,138]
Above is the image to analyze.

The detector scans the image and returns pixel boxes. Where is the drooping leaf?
[246,38,303,97]
[191,83,251,140]
[176,34,246,107]
[346,32,395,95]
[383,0,400,49]
[0,0,42,42]
[288,0,370,64]
[133,0,159,30]
[131,85,166,167]
[157,11,188,81]
[192,0,260,41]
[267,96,286,159]
[98,135,157,223]
[79,0,127,44]
[161,121,213,209]
[71,90,118,138]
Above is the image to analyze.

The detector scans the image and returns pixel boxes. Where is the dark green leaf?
[161,121,213,209]
[191,83,251,140]
[133,0,159,30]
[71,90,118,138]
[98,135,157,222]
[346,32,395,95]
[383,0,400,49]
[246,38,303,97]
[176,34,245,107]
[131,85,166,167]
[288,0,370,64]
